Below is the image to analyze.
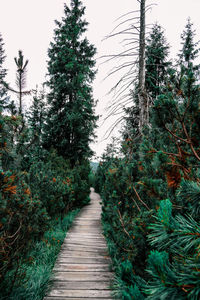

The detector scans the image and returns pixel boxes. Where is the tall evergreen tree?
[28,88,46,146]
[122,24,170,142]
[145,23,171,101]
[43,0,97,166]
[177,18,200,99]
[2,50,30,115]
[179,18,199,70]
[14,50,29,115]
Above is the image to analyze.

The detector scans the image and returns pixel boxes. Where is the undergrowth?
[1,209,79,300]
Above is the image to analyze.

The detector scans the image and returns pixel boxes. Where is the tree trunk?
[19,71,22,115]
[138,0,149,132]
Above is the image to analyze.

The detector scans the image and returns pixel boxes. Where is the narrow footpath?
[44,188,113,300]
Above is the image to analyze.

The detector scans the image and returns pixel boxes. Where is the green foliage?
[27,88,46,147]
[1,209,79,300]
[95,19,200,300]
[43,0,98,166]
[0,169,50,293]
[0,13,95,295]
[146,23,171,100]
[145,201,200,299]
[145,250,184,300]
[179,18,200,68]
[176,180,200,219]
[148,200,174,251]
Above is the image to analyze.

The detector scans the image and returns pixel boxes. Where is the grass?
[3,209,79,300]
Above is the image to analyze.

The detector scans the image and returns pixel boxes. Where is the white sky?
[0,0,200,159]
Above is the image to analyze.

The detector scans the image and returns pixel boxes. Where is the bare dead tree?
[101,0,155,138]
[2,50,31,116]
[14,50,30,115]
[138,0,149,132]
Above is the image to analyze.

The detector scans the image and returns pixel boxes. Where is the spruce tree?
[145,23,171,101]
[177,18,200,99]
[28,89,46,147]
[44,0,97,167]
[122,24,170,142]
[179,18,199,71]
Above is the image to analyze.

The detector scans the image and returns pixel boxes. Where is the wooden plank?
[63,236,105,240]
[60,249,108,258]
[61,246,108,252]
[65,239,107,245]
[67,231,103,235]
[54,264,110,272]
[70,224,101,227]
[71,219,101,221]
[44,189,114,299]
[50,281,111,290]
[53,271,113,281]
[75,218,100,220]
[62,240,106,250]
[62,244,107,250]
[49,289,112,298]
[69,230,102,234]
[44,296,113,300]
[56,257,111,264]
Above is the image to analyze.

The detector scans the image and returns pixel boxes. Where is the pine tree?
[121,24,170,142]
[94,19,200,300]
[146,198,200,299]
[177,18,200,104]
[179,18,199,71]
[152,19,200,165]
[143,20,200,299]
[28,88,46,147]
[2,50,30,115]
[14,50,29,115]
[43,0,97,167]
[146,23,171,101]
[19,88,47,168]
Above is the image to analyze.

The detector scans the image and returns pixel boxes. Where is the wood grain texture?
[44,188,114,299]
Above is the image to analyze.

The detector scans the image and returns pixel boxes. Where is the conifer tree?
[2,50,30,115]
[145,23,171,101]
[177,18,200,99]
[122,25,170,142]
[179,18,199,70]
[44,0,97,167]
[14,50,29,115]
[152,19,200,165]
[28,88,46,147]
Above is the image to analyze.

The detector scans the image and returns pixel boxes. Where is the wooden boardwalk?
[44,188,113,300]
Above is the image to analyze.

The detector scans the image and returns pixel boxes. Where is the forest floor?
[44,188,114,300]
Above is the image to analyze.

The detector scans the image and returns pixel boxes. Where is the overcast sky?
[0,0,200,158]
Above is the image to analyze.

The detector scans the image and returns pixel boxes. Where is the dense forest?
[0,0,97,298]
[1,0,200,299]
[95,1,200,299]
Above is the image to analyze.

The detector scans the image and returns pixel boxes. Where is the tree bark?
[138,0,149,132]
